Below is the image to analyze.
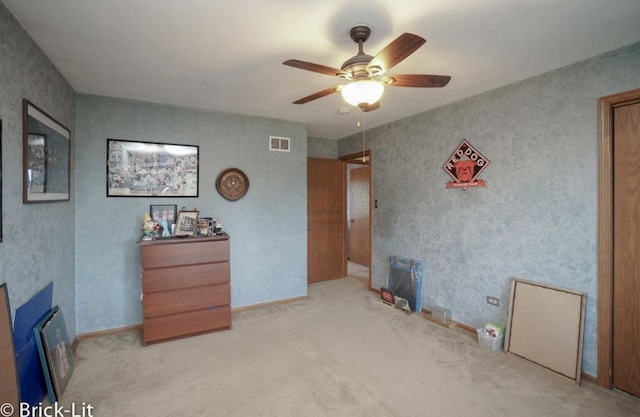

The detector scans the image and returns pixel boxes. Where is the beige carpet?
[347,261,369,279]
[60,276,639,417]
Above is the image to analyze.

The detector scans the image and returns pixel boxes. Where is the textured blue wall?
[0,3,76,336]
[75,95,308,334]
[308,136,338,159]
[339,42,640,377]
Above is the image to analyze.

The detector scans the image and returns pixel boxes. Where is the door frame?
[597,87,640,388]
[340,150,372,289]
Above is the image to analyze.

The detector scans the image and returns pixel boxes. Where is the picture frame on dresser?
[106,139,199,197]
[174,210,199,236]
[150,204,177,225]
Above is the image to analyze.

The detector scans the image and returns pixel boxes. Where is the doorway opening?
[340,150,372,289]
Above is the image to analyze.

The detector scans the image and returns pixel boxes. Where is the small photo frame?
[197,217,213,236]
[150,204,177,224]
[174,210,199,237]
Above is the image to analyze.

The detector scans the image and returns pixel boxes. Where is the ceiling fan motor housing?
[342,25,377,80]
[283,23,450,109]
[341,55,373,79]
[349,25,371,43]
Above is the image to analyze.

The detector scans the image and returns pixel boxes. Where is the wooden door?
[307,158,346,283]
[349,166,370,266]
[612,101,640,397]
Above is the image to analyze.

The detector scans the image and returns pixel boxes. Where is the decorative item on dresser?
[138,235,231,345]
[174,209,199,237]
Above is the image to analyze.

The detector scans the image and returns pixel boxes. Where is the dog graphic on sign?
[443,139,491,190]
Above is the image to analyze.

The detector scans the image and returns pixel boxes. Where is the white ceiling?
[4,0,640,139]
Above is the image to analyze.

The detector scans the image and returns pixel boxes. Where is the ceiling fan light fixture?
[341,80,384,108]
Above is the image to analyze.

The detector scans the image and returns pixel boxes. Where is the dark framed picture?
[150,204,177,224]
[107,139,199,197]
[34,306,74,402]
[174,210,199,237]
[23,100,71,203]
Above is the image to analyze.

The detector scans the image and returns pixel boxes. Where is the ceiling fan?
[283,25,451,112]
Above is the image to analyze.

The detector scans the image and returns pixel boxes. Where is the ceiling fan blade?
[283,59,346,77]
[382,74,451,88]
[360,101,380,112]
[292,86,340,104]
[367,33,426,74]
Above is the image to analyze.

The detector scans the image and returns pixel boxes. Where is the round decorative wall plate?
[216,168,249,201]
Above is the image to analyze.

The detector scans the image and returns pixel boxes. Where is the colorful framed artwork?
[107,139,199,197]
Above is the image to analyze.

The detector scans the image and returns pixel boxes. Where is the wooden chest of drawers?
[138,235,231,345]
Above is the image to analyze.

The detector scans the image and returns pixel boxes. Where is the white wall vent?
[269,136,290,152]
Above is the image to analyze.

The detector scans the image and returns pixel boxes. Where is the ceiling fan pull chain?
[361,109,366,162]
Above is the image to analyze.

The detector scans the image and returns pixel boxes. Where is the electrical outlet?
[486,296,500,307]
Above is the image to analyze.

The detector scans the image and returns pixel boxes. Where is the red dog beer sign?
[443,139,491,190]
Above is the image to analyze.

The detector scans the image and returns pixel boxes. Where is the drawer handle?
[207,306,219,310]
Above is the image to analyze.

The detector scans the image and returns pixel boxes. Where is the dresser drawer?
[143,284,230,318]
[143,262,229,293]
[141,239,230,268]
[143,306,231,344]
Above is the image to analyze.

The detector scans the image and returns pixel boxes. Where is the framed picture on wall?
[23,100,71,203]
[106,139,199,197]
